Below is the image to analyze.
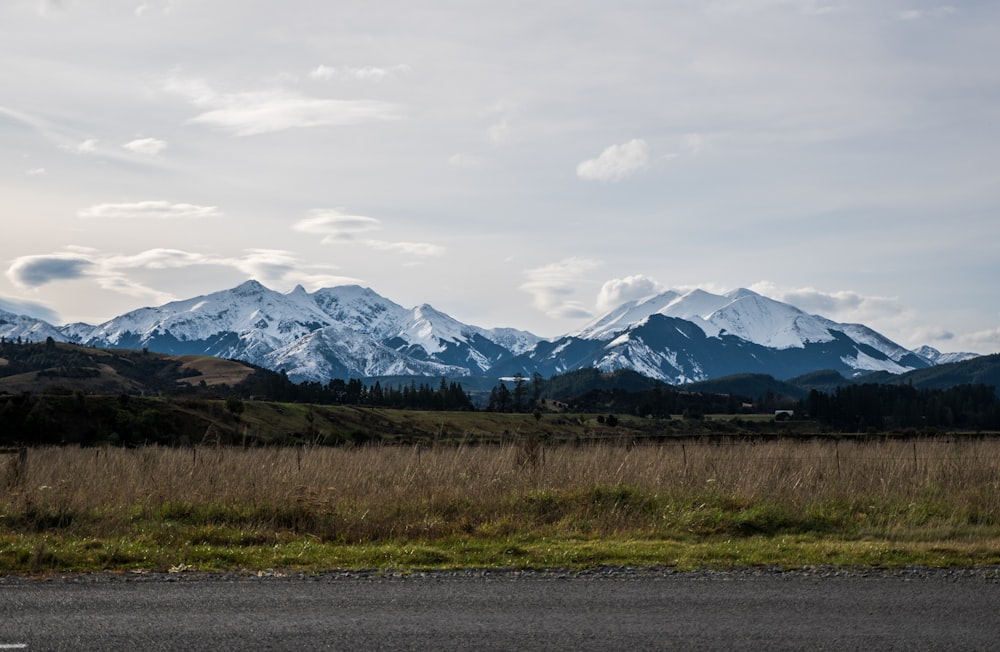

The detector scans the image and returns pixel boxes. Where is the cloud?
[0,296,61,323]
[293,209,445,256]
[110,248,211,269]
[962,327,1000,352]
[78,201,221,219]
[26,167,46,175]
[596,275,665,312]
[488,119,512,147]
[683,132,707,155]
[308,64,411,82]
[122,137,167,155]
[5,246,348,304]
[746,280,954,350]
[7,254,94,288]
[293,210,382,243]
[366,240,446,257]
[134,1,174,17]
[898,6,956,20]
[576,139,651,182]
[749,281,904,321]
[35,0,75,16]
[520,257,602,319]
[448,153,485,169]
[164,77,400,136]
[72,138,99,154]
[1,107,160,166]
[226,249,299,284]
[8,248,184,302]
[704,1,838,15]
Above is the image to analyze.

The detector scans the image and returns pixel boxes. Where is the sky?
[2,0,999,354]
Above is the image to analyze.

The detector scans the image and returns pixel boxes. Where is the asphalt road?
[2,568,999,651]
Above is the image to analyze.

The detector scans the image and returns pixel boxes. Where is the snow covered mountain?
[63,280,540,382]
[496,288,932,383]
[1,281,975,385]
[0,309,67,343]
[913,345,980,366]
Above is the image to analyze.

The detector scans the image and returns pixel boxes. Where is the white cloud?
[293,209,382,244]
[520,257,602,319]
[683,132,707,155]
[898,6,956,20]
[448,153,485,169]
[705,1,839,15]
[190,94,399,136]
[122,137,167,155]
[110,248,210,269]
[488,119,512,147]
[596,275,665,312]
[293,209,445,256]
[26,167,46,175]
[78,201,221,220]
[73,138,99,154]
[35,0,75,17]
[366,240,446,257]
[576,139,651,182]
[134,1,174,17]
[308,64,411,82]
[164,77,400,136]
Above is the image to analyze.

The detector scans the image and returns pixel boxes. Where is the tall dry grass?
[3,439,999,541]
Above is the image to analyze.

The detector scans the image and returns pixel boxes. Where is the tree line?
[248,372,474,411]
[800,383,1000,431]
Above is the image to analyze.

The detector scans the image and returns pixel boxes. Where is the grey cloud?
[7,255,93,288]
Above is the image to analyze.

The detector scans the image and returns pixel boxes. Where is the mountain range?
[0,280,980,384]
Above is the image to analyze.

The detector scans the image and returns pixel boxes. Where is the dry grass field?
[2,438,999,572]
[171,355,256,387]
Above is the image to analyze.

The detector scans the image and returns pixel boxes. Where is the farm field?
[3,436,999,574]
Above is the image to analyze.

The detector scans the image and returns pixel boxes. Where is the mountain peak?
[233,279,268,294]
[725,288,760,300]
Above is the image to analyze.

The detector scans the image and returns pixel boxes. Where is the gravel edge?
[4,565,1000,584]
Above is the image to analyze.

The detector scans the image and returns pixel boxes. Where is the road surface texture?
[2,567,999,651]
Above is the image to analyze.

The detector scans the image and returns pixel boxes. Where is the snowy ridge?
[56,281,536,382]
[913,345,980,365]
[0,280,975,384]
[0,309,66,343]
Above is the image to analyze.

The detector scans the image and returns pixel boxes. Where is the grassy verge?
[2,440,999,573]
